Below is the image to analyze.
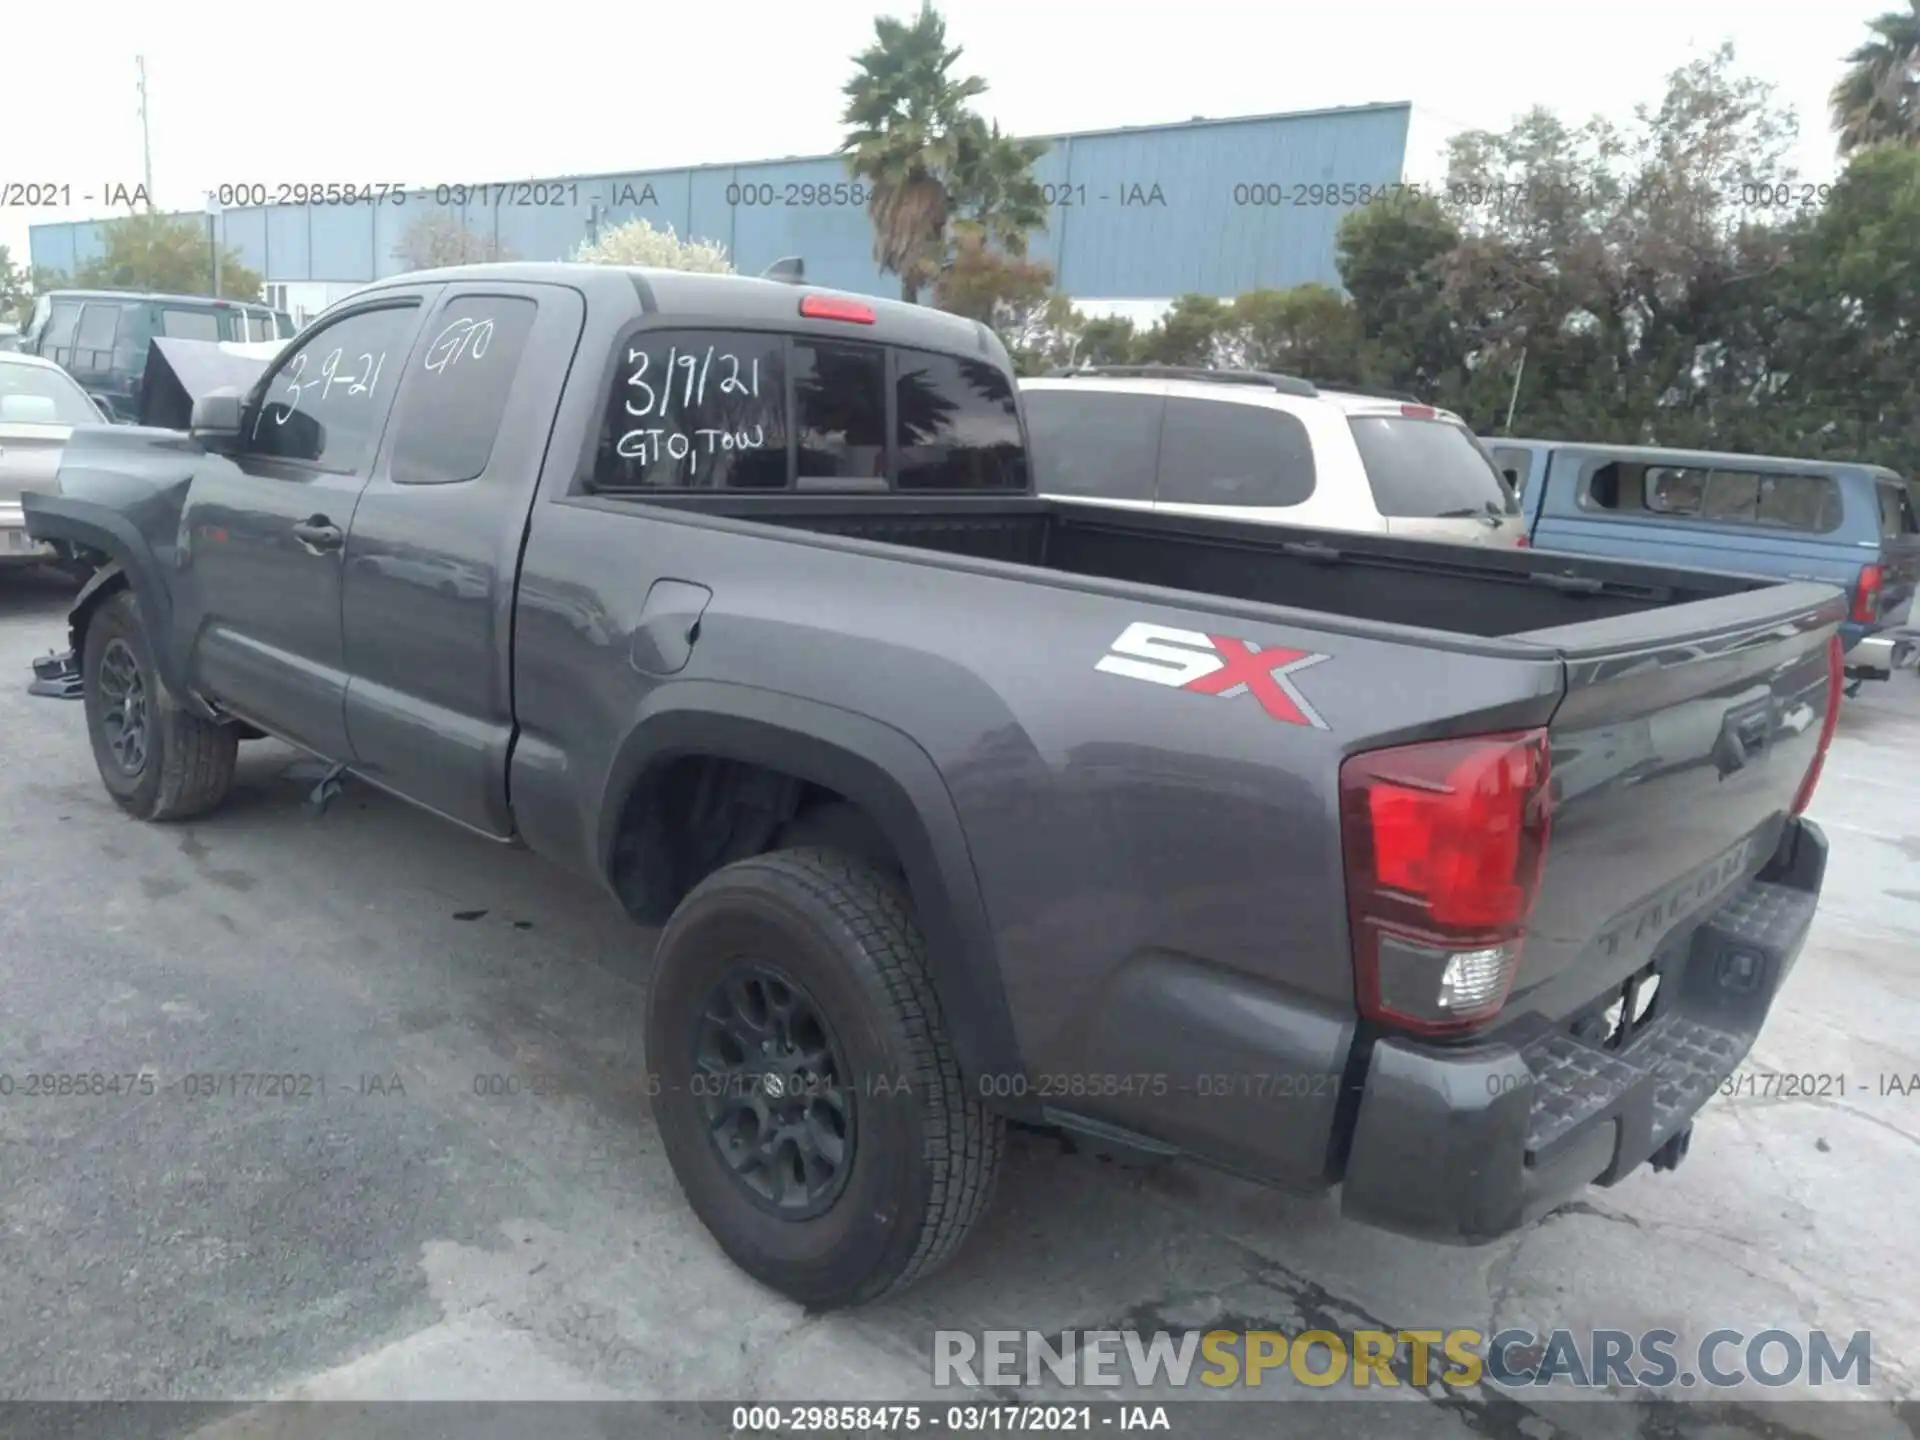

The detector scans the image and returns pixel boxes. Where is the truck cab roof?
[351,262,1007,361]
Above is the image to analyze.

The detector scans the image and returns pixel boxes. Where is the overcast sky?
[0,0,1892,269]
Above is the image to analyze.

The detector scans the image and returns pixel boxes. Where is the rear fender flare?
[597,680,1026,1094]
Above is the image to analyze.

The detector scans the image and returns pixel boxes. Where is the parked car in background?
[20,290,297,423]
[0,351,106,572]
[1020,366,1528,548]
[1490,439,1920,692]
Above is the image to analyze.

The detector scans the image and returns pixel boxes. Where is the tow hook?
[1650,1125,1693,1174]
[28,649,83,700]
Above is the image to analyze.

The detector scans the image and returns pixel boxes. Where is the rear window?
[794,340,887,487]
[589,330,1026,494]
[895,349,1026,491]
[593,329,789,491]
[1023,389,1161,502]
[0,360,102,426]
[1158,398,1316,507]
[1350,416,1515,518]
[1877,482,1918,539]
[1637,466,1841,532]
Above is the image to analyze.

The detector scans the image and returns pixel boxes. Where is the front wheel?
[645,847,1004,1309]
[82,589,238,821]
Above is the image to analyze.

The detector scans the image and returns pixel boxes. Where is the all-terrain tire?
[82,589,238,821]
[645,846,1004,1309]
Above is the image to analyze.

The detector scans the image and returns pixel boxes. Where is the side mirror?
[189,388,246,451]
[86,392,117,422]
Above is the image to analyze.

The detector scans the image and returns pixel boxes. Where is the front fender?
[597,679,1028,1104]
[25,494,193,699]
[22,425,208,700]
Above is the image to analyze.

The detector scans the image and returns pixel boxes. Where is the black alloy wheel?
[695,963,855,1219]
[95,637,151,776]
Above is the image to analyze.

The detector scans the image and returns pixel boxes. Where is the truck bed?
[631,491,1804,641]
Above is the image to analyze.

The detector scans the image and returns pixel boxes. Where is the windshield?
[0,359,100,426]
[1350,416,1519,518]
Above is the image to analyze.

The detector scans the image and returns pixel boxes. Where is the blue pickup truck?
[1489,440,1920,690]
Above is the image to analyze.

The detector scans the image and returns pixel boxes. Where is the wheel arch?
[27,494,191,699]
[597,681,1026,1094]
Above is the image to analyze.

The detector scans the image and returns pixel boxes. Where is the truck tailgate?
[1508,587,1842,1035]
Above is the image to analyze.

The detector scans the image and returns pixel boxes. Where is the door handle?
[292,516,343,554]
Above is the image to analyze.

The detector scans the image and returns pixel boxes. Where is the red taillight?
[1339,730,1552,1035]
[798,294,875,324]
[1851,564,1883,623]
[1399,403,1437,419]
[1513,533,1531,548]
[1790,634,1844,817]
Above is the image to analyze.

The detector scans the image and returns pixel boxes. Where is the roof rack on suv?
[1304,379,1429,405]
[1045,364,1319,399]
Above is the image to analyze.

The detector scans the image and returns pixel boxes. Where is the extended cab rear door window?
[388,296,539,484]
[1022,389,1161,502]
[1158,398,1315,507]
[1350,415,1513,518]
[895,349,1026,490]
[595,330,788,490]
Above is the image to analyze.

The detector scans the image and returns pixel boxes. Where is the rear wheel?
[82,590,237,821]
[645,847,1003,1308]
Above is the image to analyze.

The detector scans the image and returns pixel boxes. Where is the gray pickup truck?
[24,263,1841,1310]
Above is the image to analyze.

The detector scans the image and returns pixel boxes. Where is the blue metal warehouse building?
[30,103,1409,325]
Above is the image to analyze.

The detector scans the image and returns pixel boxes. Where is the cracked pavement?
[1,569,1915,1439]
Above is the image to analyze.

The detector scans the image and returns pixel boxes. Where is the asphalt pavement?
[1,566,1915,1440]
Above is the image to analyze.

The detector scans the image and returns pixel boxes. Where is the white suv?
[1019,367,1527,549]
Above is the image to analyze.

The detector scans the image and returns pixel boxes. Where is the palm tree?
[840,3,1047,302]
[840,3,985,302]
[949,118,1050,259]
[1832,2,1920,154]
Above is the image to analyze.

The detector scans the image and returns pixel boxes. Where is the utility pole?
[135,55,154,210]
[1504,346,1528,434]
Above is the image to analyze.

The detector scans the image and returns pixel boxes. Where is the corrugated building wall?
[29,103,1408,311]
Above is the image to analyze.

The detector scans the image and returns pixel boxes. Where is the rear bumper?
[1339,817,1826,1242]
[1844,633,1897,680]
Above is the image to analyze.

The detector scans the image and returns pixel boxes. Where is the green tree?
[1134,294,1230,366]
[840,2,1046,301]
[1220,285,1365,381]
[1074,315,1140,367]
[1334,191,1462,398]
[1832,2,1920,155]
[0,246,30,325]
[932,231,1076,373]
[75,212,263,301]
